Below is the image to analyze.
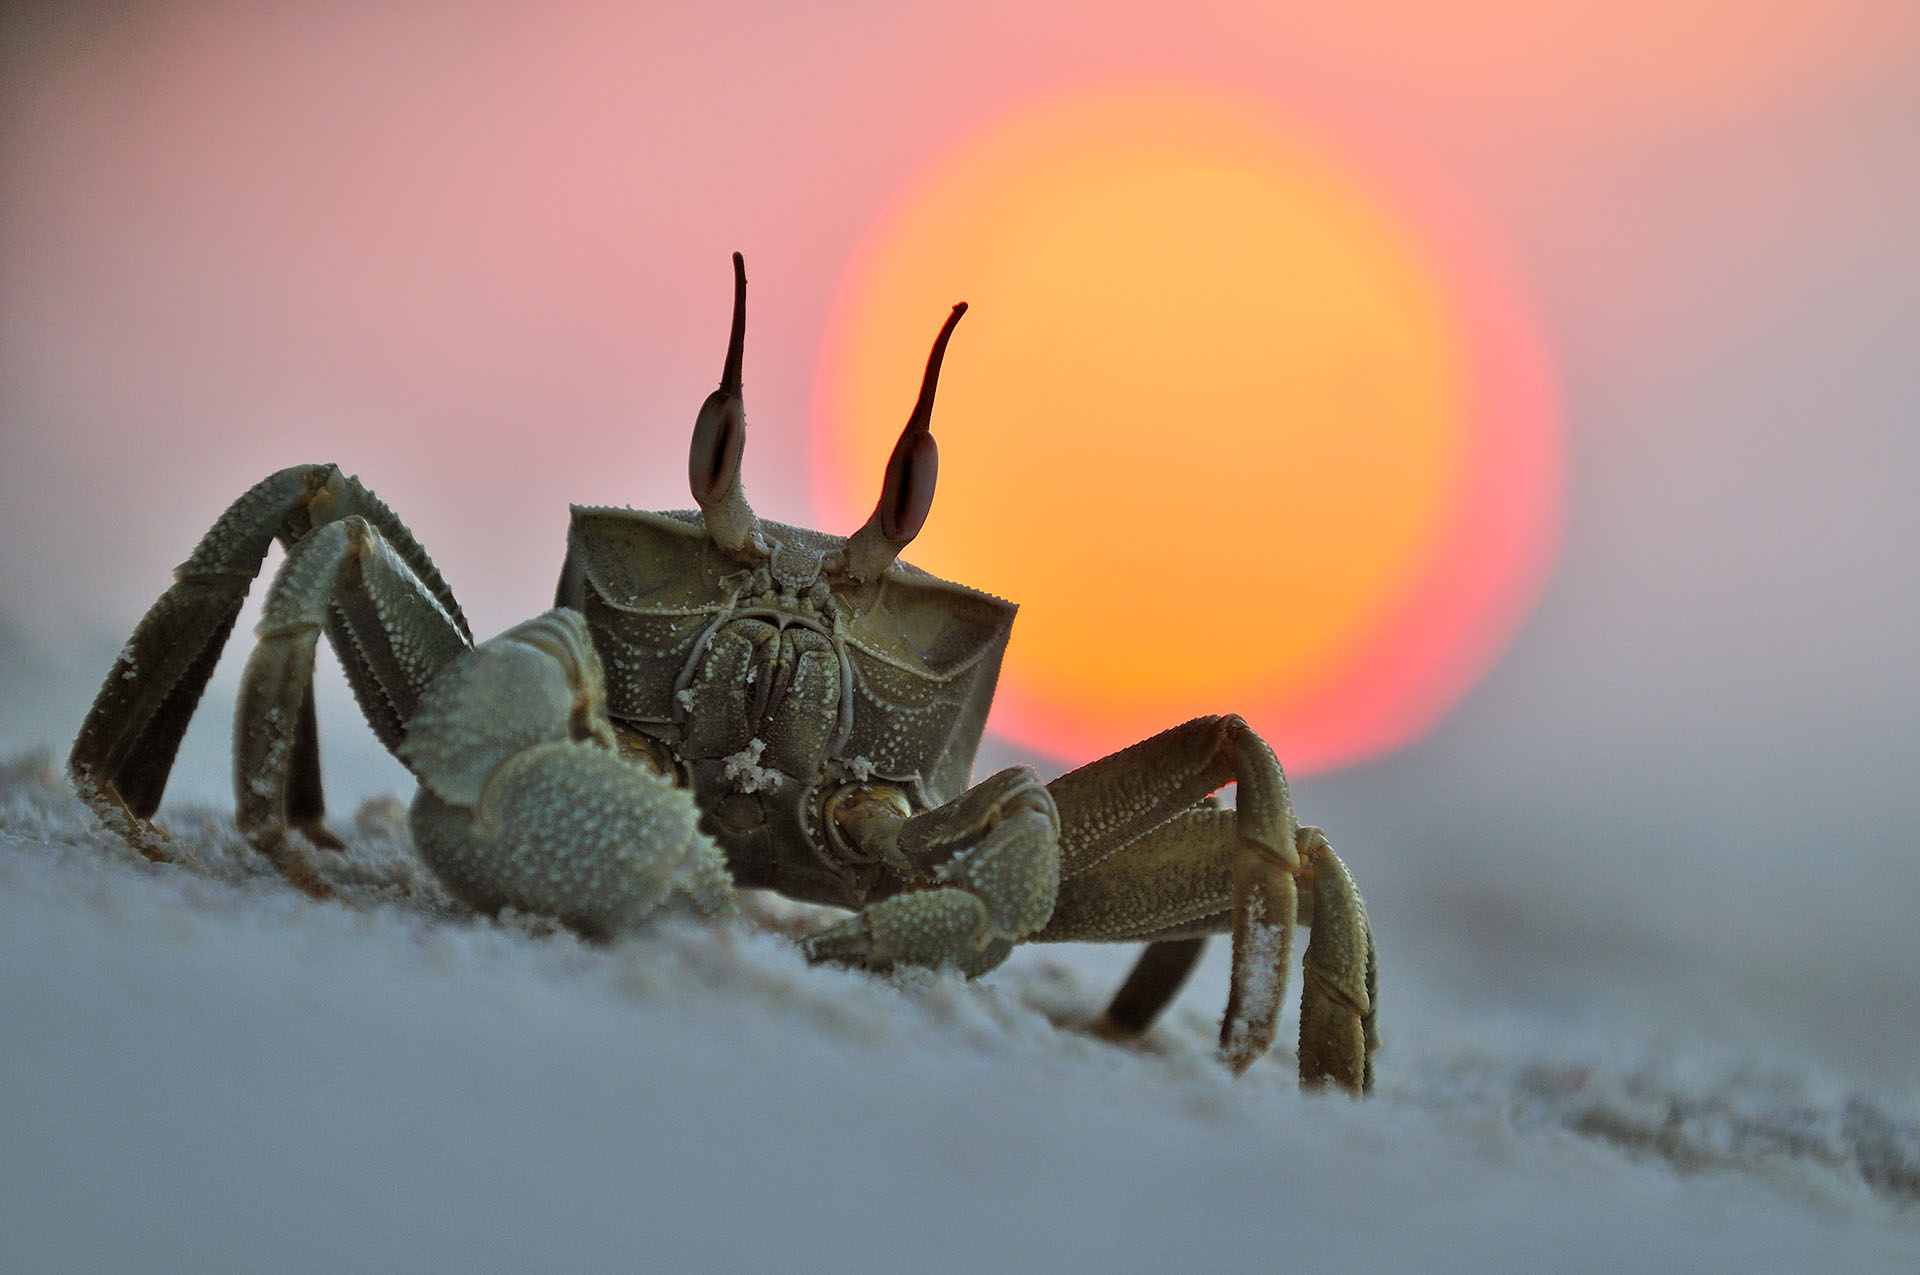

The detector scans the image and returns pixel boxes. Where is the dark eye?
[688,392,744,506]
[879,429,938,543]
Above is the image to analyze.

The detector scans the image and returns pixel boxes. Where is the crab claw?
[405,610,736,937]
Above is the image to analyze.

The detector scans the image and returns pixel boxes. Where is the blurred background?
[3,2,1916,1091]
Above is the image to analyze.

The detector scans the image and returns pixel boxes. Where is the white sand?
[2,752,1915,1273]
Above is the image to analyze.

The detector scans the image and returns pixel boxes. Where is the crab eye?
[836,301,965,582]
[688,252,758,558]
[878,428,938,543]
[689,392,744,506]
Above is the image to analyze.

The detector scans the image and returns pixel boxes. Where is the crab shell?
[557,507,1013,905]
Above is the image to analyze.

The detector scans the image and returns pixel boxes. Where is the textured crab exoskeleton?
[70,253,1378,1092]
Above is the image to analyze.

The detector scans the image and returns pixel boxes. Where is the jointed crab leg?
[1036,715,1376,1093]
[1294,829,1378,1090]
[1093,936,1207,1038]
[234,514,472,893]
[70,464,469,854]
[807,712,1377,1092]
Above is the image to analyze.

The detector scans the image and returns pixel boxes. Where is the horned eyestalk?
[839,301,967,583]
[688,252,759,556]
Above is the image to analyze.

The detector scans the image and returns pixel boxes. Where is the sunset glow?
[813,88,1560,769]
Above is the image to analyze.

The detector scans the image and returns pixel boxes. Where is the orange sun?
[812,86,1559,771]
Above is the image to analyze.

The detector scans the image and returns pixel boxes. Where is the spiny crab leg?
[233,514,472,895]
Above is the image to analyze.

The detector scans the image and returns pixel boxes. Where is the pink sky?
[3,0,1916,779]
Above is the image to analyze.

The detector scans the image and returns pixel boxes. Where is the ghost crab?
[70,254,1377,1091]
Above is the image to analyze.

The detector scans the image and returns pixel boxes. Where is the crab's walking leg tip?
[1218,846,1297,1075]
[261,836,341,902]
[1296,842,1376,1095]
[294,819,347,851]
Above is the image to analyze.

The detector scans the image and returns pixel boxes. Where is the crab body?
[558,505,1012,907]
[70,254,1377,1092]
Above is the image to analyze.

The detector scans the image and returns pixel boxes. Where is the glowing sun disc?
[813,87,1560,771]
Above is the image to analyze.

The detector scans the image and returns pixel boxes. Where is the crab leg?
[233,515,472,893]
[1046,715,1297,1061]
[69,464,469,848]
[1295,830,1378,1092]
[1034,714,1375,1092]
[1038,805,1237,943]
[1093,936,1207,1039]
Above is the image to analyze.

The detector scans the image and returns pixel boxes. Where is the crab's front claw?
[802,891,1015,978]
[1297,830,1376,1093]
[402,609,736,936]
[804,766,1059,979]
